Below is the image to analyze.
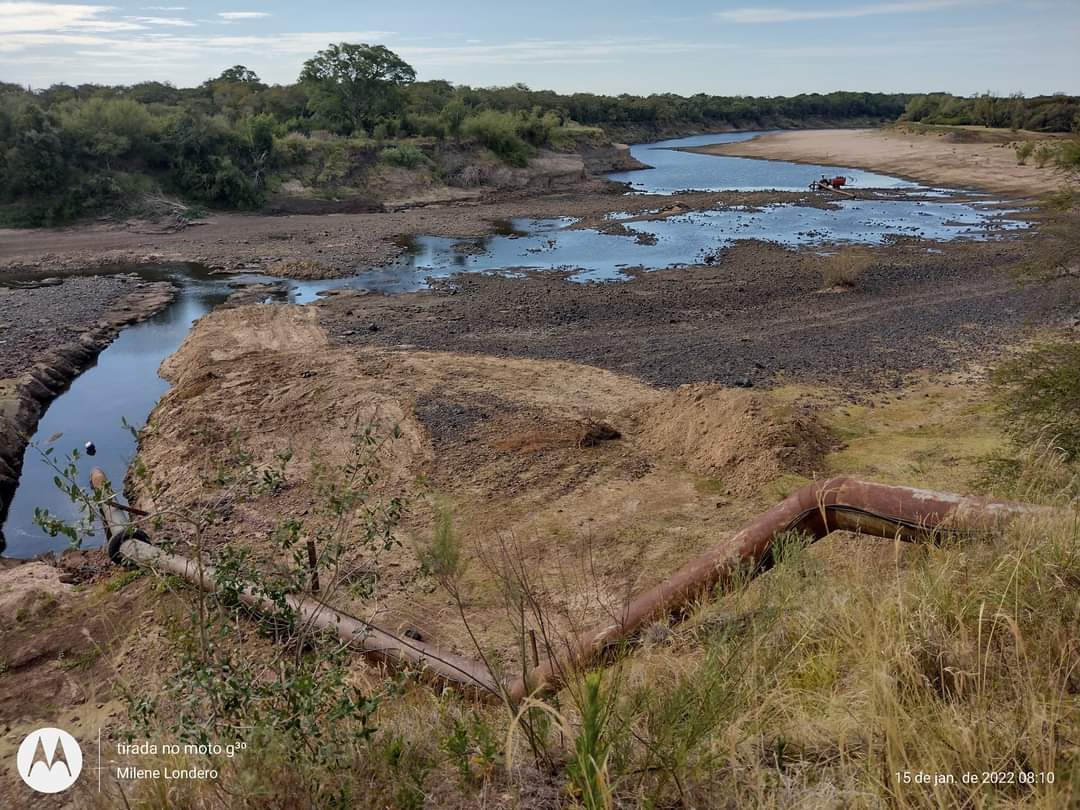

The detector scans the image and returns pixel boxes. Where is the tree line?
[1,42,1074,225]
[901,92,1080,132]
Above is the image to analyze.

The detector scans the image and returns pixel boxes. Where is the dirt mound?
[142,305,428,515]
[0,562,71,623]
[634,385,830,495]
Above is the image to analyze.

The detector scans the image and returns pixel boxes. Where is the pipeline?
[90,469,503,698]
[92,469,1048,704]
[505,477,1047,701]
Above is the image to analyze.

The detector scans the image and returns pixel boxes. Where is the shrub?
[461,110,532,167]
[992,340,1080,461]
[380,143,428,169]
[818,247,873,290]
[1056,137,1080,181]
[1014,141,1035,165]
[275,132,310,165]
[1034,143,1056,168]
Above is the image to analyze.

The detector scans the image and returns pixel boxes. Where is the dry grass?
[819,248,875,290]
[98,469,1080,809]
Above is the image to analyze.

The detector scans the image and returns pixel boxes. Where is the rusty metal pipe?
[93,467,1049,705]
[116,536,502,696]
[505,477,1048,702]
[91,467,502,697]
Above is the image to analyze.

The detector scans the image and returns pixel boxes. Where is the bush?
[1014,141,1035,165]
[818,247,873,290]
[380,144,428,169]
[461,110,533,167]
[1034,143,1056,168]
[275,132,310,166]
[992,340,1080,461]
[1056,137,1080,181]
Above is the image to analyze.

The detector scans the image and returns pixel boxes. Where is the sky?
[1,1,1077,96]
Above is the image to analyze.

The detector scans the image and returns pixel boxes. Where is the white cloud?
[217,11,270,19]
[142,5,186,8]
[716,1,972,24]
[397,38,718,67]
[0,28,393,60]
[126,15,195,26]
[0,2,144,32]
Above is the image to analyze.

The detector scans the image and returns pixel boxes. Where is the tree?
[299,43,415,134]
[1,105,69,196]
[216,65,262,84]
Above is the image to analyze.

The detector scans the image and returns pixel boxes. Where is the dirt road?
[687,128,1067,195]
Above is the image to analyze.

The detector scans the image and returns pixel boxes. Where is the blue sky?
[1,1,1077,95]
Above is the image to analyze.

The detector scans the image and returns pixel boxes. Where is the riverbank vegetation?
[0,42,912,225]
[77,408,1080,809]
[0,42,1077,230]
[900,92,1080,132]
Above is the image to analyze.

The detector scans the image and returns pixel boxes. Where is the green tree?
[299,43,415,134]
[59,97,158,166]
[215,65,262,84]
[1,105,69,196]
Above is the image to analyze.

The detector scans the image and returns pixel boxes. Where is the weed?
[991,339,1080,461]
[380,144,428,169]
[818,247,874,290]
[104,569,143,592]
[1015,141,1036,165]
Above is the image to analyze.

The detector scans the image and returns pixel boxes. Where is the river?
[0,134,1029,557]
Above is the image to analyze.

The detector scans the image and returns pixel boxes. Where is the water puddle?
[356,200,1027,285]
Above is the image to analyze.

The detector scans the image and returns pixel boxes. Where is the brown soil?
[318,236,1079,390]
[0,548,146,810]
[634,385,831,495]
[127,304,830,668]
[687,128,1068,195]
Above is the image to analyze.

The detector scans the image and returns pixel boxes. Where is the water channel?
[0,133,1030,556]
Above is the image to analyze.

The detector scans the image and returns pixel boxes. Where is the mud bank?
[0,189,867,279]
[0,278,175,538]
[317,236,1078,390]
[128,304,835,659]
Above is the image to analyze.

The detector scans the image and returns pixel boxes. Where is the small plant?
[104,569,143,592]
[380,144,428,169]
[1034,142,1056,168]
[37,421,406,807]
[442,711,501,786]
[818,247,873,290]
[1014,141,1035,165]
[567,672,614,810]
[991,339,1080,461]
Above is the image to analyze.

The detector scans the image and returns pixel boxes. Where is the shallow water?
[608,132,917,194]
[0,135,1031,557]
[353,200,1027,285]
[0,267,238,557]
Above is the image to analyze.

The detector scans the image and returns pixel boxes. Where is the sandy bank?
[686,128,1067,195]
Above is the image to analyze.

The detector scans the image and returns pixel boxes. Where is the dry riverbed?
[2,128,1079,807]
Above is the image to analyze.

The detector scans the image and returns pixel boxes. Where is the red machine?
[810,174,855,195]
